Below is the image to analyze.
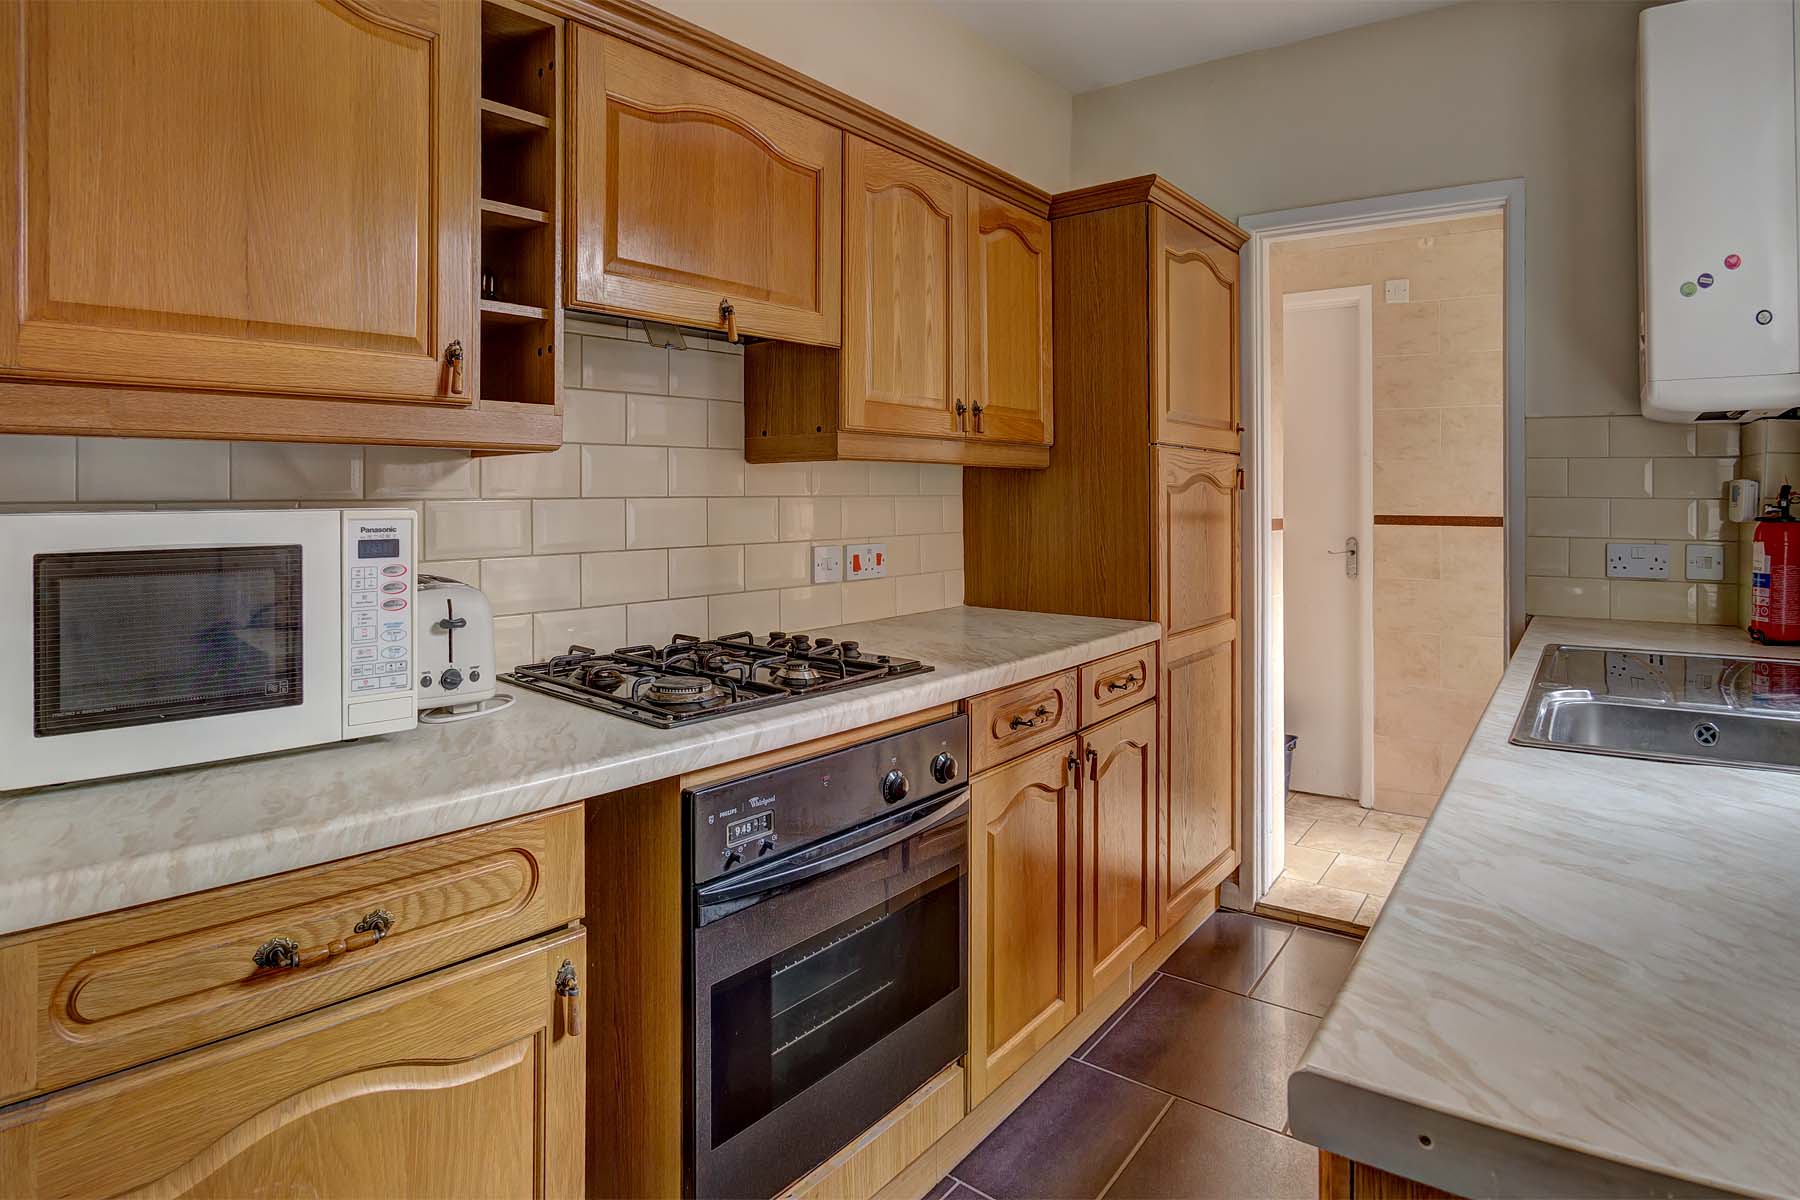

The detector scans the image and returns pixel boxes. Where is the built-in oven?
[686,714,969,1200]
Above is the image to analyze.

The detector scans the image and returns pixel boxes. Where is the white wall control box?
[846,543,887,579]
[811,544,843,584]
[1685,542,1727,581]
[1607,542,1671,579]
[1384,278,1410,303]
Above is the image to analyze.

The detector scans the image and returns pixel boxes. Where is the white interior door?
[1281,291,1373,801]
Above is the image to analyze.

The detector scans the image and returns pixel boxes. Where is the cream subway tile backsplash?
[1652,457,1738,499]
[1609,498,1697,540]
[1608,415,1696,458]
[1524,537,1568,577]
[1566,457,1651,499]
[1525,458,1568,497]
[1610,580,1698,623]
[1525,416,1609,458]
[1526,498,1609,538]
[1526,576,1610,619]
[4,325,960,664]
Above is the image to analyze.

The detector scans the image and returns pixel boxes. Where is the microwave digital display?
[357,538,400,559]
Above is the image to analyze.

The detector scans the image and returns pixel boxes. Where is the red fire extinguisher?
[1751,484,1800,643]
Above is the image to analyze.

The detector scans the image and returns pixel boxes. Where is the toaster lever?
[434,616,468,631]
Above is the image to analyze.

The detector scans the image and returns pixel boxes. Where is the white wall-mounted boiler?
[1640,0,1800,422]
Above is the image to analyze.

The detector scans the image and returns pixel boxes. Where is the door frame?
[1226,180,1525,911]
[1279,286,1376,812]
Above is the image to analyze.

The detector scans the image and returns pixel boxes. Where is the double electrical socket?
[812,542,888,583]
[1604,542,1727,582]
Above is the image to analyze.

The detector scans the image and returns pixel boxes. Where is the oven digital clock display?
[725,812,773,847]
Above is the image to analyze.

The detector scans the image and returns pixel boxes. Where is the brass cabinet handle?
[445,340,465,395]
[955,398,967,431]
[1009,703,1052,731]
[1103,671,1142,694]
[1086,746,1098,782]
[719,299,738,343]
[252,908,394,971]
[1066,750,1081,784]
[971,400,984,433]
[556,959,583,1037]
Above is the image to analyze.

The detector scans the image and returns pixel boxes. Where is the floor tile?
[1356,894,1386,925]
[1260,876,1367,924]
[1085,975,1320,1132]
[1362,810,1428,834]
[1076,971,1156,1059]
[1320,853,1403,898]
[1250,928,1362,1018]
[1285,817,1315,844]
[922,1177,960,1200]
[1296,822,1401,859]
[1281,844,1337,883]
[1158,910,1293,995]
[1390,832,1420,863]
[1286,793,1366,826]
[953,1059,1168,1200]
[1102,1098,1318,1200]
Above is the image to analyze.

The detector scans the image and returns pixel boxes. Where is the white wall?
[660,0,1074,191]
[1071,0,1650,421]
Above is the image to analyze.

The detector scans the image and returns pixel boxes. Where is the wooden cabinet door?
[1154,448,1241,932]
[968,737,1078,1104]
[967,190,1052,446]
[0,0,477,403]
[842,137,965,438]
[1079,703,1156,1007]
[567,30,841,346]
[0,929,586,1200]
[1152,208,1240,451]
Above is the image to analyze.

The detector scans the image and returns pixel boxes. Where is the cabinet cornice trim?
[1050,175,1246,250]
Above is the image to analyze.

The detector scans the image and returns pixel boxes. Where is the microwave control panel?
[342,510,417,735]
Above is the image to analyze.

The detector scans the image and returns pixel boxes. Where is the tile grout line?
[945,1177,999,1200]
[1076,970,1162,1061]
[1094,1093,1175,1200]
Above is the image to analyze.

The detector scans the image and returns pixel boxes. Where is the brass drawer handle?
[252,908,395,971]
[720,298,739,343]
[1103,671,1143,695]
[955,398,968,431]
[1009,703,1053,731]
[445,340,465,395]
[1086,746,1098,783]
[556,959,583,1037]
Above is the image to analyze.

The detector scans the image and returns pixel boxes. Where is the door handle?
[1326,536,1360,579]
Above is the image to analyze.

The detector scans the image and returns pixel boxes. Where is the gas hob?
[498,631,932,728]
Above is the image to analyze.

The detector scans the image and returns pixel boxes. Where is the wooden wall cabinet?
[566,29,842,346]
[966,175,1247,936]
[968,736,1080,1104]
[0,0,560,452]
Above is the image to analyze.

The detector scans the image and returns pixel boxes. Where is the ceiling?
[931,0,1460,93]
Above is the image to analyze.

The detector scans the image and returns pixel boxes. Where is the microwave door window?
[34,546,305,736]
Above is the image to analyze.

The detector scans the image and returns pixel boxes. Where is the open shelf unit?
[477,0,561,410]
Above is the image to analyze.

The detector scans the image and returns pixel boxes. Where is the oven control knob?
[880,768,910,805]
[439,668,463,691]
[721,848,742,869]
[758,836,778,857]
[930,752,959,785]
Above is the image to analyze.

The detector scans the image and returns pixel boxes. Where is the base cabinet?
[1158,636,1239,933]
[967,737,1079,1105]
[0,929,586,1199]
[1079,703,1156,1007]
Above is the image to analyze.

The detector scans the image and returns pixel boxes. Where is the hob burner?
[770,660,823,688]
[644,674,726,707]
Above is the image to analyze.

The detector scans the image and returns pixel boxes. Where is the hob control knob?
[880,768,910,805]
[931,752,959,784]
[841,641,861,657]
[439,668,463,690]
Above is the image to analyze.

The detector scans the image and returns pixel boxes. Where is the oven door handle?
[695,788,969,909]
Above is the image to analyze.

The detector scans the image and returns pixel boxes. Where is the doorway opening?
[1232,184,1524,933]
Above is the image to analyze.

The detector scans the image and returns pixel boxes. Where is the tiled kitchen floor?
[932,911,1358,1200]
[1260,793,1425,931]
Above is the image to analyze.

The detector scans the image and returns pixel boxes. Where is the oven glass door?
[33,545,305,736]
[708,867,961,1149]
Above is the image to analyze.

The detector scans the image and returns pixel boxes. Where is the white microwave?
[0,508,418,791]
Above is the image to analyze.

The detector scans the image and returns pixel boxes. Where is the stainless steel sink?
[1510,644,1800,772]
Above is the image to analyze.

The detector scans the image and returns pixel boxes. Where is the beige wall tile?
[1526,458,1568,497]
[1566,456,1651,499]
[1439,295,1502,351]
[583,338,667,394]
[1439,574,1504,637]
[1439,526,1503,583]
[424,499,531,559]
[532,499,624,555]
[1373,685,1488,747]
[1610,580,1697,623]
[1373,300,1439,356]
[419,559,480,587]
[780,497,843,542]
[1374,577,1442,634]
[1380,229,1503,301]
[1440,634,1505,691]
[563,390,627,445]
[895,571,946,615]
[582,549,668,606]
[229,442,363,500]
[1373,350,1502,409]
[918,532,963,573]
[1610,498,1696,540]
[744,542,808,591]
[745,461,813,497]
[942,497,964,532]
[494,614,535,668]
[532,606,627,658]
[809,462,870,496]
[894,494,944,534]
[1373,409,1441,461]
[668,546,744,598]
[868,462,921,494]
[1374,735,1450,796]
[707,498,779,545]
[1525,536,1569,576]
[1375,631,1438,691]
[627,395,709,447]
[563,335,585,387]
[1526,417,1610,458]
[482,554,581,616]
[1372,788,1439,818]
[1526,575,1611,618]
[1698,583,1738,625]
[668,350,742,401]
[885,534,921,576]
[78,437,229,501]
[626,597,708,645]
[707,401,745,450]
[944,570,965,606]
[1568,538,1608,578]
[365,447,478,499]
[1697,423,1741,457]
[1609,415,1696,458]
[1375,526,1439,580]
[1760,453,1800,489]
[708,589,780,638]
[582,445,668,497]
[0,435,76,501]
[1652,456,1736,500]
[669,447,746,497]
[480,444,580,499]
[842,577,898,624]
[780,584,844,631]
[626,498,707,549]
[842,496,897,538]
[1526,498,1609,538]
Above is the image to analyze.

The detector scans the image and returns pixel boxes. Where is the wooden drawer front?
[1079,644,1159,726]
[967,670,1078,774]
[0,805,582,1105]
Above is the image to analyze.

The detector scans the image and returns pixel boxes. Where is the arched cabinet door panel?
[0,0,477,403]
[567,29,841,347]
[1153,208,1240,451]
[967,191,1053,446]
[1080,703,1156,1005]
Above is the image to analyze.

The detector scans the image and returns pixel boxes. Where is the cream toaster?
[416,575,497,712]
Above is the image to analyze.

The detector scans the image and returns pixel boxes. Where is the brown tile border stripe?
[1373,514,1504,527]
[1270,517,1283,531]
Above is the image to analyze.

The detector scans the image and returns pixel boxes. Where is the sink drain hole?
[1693,721,1721,747]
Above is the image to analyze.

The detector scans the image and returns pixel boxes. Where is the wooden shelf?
[481,97,550,135]
[479,198,549,231]
[480,298,551,324]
